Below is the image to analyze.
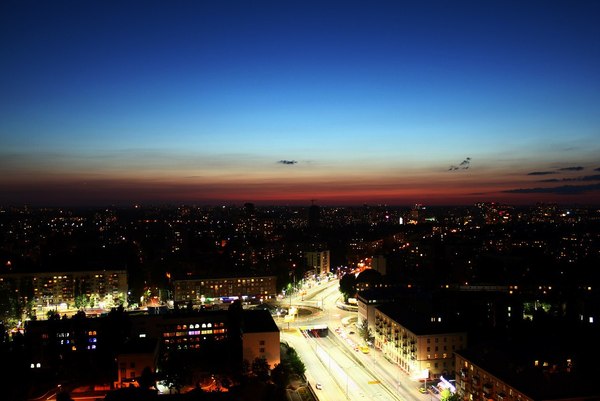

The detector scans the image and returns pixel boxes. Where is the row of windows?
[164,330,214,337]
[178,278,272,286]
[173,322,224,330]
[167,344,201,350]
[164,333,227,344]
[120,362,137,368]
[426,337,463,343]
[427,345,455,352]
[120,368,136,379]
[426,361,449,369]
[185,284,270,289]
[54,331,96,338]
[165,337,226,348]
[427,353,449,359]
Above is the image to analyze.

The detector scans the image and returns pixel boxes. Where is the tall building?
[305,250,330,277]
[371,255,387,276]
[308,203,320,228]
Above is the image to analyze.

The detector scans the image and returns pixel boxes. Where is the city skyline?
[1,1,600,207]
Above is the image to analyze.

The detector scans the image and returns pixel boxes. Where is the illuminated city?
[1,203,599,400]
[1,1,600,401]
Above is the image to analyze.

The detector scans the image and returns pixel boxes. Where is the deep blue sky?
[1,1,599,206]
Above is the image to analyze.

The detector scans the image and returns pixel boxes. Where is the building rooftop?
[456,343,599,400]
[241,309,279,334]
[357,286,422,304]
[376,303,465,336]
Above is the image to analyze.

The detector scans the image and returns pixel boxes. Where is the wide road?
[277,278,427,401]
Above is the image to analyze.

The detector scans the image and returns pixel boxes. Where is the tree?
[440,389,461,401]
[74,294,88,310]
[339,273,356,302]
[286,346,305,376]
[89,293,99,308]
[357,319,374,345]
[139,366,156,390]
[251,357,270,381]
[161,362,183,394]
[158,351,185,393]
[241,359,251,376]
[270,362,291,388]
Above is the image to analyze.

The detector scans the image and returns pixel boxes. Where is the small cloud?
[559,166,584,171]
[448,157,471,171]
[278,160,297,165]
[527,171,555,176]
[538,178,560,183]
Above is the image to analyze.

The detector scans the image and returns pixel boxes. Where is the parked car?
[315,383,323,390]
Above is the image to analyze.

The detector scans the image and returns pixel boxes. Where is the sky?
[1,0,599,207]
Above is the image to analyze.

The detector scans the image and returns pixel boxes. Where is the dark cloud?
[581,174,600,181]
[504,183,600,195]
[448,157,471,171]
[559,166,584,171]
[527,171,555,176]
[537,175,600,183]
[278,160,297,165]
[595,167,600,172]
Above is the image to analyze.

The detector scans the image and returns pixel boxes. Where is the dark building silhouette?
[308,202,320,228]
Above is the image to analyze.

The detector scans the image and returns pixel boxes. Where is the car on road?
[315,383,322,390]
[418,387,427,394]
[349,331,355,334]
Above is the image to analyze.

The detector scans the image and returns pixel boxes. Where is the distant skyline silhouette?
[1,1,599,206]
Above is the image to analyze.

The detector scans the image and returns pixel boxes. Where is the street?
[276,278,431,401]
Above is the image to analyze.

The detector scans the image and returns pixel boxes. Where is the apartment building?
[25,308,280,379]
[454,346,598,401]
[305,250,330,277]
[173,275,277,302]
[374,304,466,379]
[0,270,128,309]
